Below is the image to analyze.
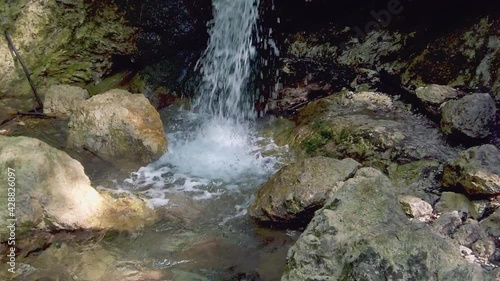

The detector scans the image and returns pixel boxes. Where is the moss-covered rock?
[284,91,456,166]
[282,168,493,281]
[0,0,137,98]
[249,157,361,226]
[442,145,500,196]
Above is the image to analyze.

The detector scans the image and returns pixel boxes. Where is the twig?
[4,30,44,110]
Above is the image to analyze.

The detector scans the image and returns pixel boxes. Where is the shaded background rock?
[67,89,168,168]
[0,0,137,99]
[440,93,496,140]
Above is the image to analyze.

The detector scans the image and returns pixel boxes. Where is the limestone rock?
[452,219,487,247]
[388,160,441,205]
[434,192,478,218]
[440,93,496,139]
[398,195,433,219]
[43,85,89,118]
[289,91,457,165]
[415,84,459,106]
[248,157,361,225]
[282,168,489,281]
[0,136,157,239]
[0,136,105,237]
[67,89,168,167]
[442,145,500,196]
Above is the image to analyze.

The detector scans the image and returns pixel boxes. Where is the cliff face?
[258,0,499,108]
[0,0,136,98]
[0,0,211,101]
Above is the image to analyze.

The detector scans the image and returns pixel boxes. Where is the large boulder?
[282,168,492,281]
[249,157,361,225]
[286,91,457,165]
[440,93,496,139]
[442,145,500,196]
[67,89,168,167]
[43,85,90,118]
[0,136,156,239]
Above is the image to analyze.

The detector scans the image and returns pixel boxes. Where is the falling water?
[194,0,260,120]
[123,0,284,206]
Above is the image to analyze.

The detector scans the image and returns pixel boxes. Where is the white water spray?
[194,0,260,120]
[124,0,284,206]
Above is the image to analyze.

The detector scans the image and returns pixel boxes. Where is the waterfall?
[194,0,260,120]
[124,0,281,202]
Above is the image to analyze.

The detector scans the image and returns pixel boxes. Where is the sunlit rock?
[0,136,157,239]
[67,89,168,168]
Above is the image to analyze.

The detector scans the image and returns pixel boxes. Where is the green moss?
[300,121,377,162]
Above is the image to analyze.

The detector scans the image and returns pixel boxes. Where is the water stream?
[112,0,294,279]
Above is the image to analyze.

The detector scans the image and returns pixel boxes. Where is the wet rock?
[471,238,496,263]
[414,84,460,117]
[43,85,90,118]
[442,145,500,196]
[289,92,457,165]
[431,211,463,236]
[398,195,433,219]
[480,208,500,238]
[435,192,477,218]
[282,168,489,281]
[67,89,168,167]
[388,160,441,205]
[440,93,496,139]
[0,136,157,238]
[249,157,361,226]
[453,219,487,247]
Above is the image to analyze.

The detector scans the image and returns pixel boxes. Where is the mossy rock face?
[0,0,137,98]
[282,168,492,281]
[284,92,456,166]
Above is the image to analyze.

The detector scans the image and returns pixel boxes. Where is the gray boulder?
[415,84,460,117]
[442,145,500,196]
[249,157,361,225]
[67,89,168,167]
[43,85,90,118]
[282,168,491,281]
[440,93,496,139]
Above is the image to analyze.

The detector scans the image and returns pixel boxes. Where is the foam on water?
[123,0,282,208]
